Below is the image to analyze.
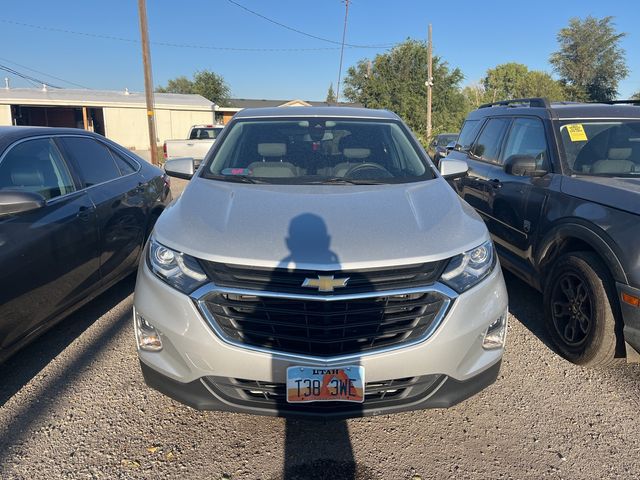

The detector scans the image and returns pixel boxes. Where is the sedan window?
[0,138,75,200]
[58,137,122,187]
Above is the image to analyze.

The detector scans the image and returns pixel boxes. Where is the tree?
[550,16,628,101]
[156,70,230,106]
[482,63,566,101]
[326,83,337,103]
[343,39,467,141]
[632,91,640,100]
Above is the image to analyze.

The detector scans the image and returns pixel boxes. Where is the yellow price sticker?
[566,124,588,142]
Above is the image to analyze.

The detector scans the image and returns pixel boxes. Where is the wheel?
[543,252,618,366]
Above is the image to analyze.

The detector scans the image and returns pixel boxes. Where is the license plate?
[286,366,365,403]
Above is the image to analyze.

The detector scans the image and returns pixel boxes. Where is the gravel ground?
[1,178,639,479]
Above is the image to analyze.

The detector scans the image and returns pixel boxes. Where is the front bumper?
[617,282,640,356]
[134,260,508,418]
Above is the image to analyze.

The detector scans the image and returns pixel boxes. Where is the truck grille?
[198,290,448,356]
[198,260,447,295]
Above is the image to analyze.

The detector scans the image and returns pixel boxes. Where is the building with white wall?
[0,87,215,152]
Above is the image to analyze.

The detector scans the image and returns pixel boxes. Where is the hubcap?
[550,273,593,347]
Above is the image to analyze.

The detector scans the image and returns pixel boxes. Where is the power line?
[0,56,91,89]
[0,18,388,52]
[0,63,62,88]
[225,0,393,49]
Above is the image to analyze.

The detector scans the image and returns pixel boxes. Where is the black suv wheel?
[543,252,618,366]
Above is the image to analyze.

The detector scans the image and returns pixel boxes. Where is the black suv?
[447,98,640,366]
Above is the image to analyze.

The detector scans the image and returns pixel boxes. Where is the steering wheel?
[344,162,393,179]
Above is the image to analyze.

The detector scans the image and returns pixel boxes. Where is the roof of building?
[219,98,364,111]
[234,106,397,120]
[0,88,214,110]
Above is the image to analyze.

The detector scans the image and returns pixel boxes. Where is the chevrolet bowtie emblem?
[302,275,349,292]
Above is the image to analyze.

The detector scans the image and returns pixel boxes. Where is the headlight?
[147,237,208,294]
[440,240,495,293]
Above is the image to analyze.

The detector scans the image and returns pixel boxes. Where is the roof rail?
[587,99,640,105]
[478,97,551,109]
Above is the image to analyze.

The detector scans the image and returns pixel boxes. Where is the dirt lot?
[1,179,639,479]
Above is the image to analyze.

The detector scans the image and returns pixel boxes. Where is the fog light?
[135,312,163,351]
[483,310,508,350]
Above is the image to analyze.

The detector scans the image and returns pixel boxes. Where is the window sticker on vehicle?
[566,124,588,142]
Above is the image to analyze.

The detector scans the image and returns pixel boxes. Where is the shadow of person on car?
[266,213,371,479]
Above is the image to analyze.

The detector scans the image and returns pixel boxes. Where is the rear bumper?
[617,283,640,355]
[140,358,502,419]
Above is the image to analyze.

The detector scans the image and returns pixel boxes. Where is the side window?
[502,117,549,169]
[457,120,482,151]
[0,138,75,200]
[58,137,121,187]
[109,148,138,176]
[471,118,511,163]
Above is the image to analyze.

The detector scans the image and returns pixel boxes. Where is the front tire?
[543,252,618,366]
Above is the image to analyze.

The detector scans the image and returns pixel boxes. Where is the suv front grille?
[199,290,448,356]
[198,260,448,295]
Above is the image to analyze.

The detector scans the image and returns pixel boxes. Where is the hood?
[561,175,640,215]
[155,177,488,270]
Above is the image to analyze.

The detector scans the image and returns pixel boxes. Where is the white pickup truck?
[163,124,224,166]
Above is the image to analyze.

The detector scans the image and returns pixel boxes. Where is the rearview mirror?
[0,191,46,217]
[164,157,195,180]
[504,155,547,177]
[440,159,469,180]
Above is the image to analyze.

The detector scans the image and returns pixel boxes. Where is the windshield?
[203,118,433,184]
[436,134,458,146]
[558,120,640,176]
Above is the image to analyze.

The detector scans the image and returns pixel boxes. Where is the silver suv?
[133,107,508,418]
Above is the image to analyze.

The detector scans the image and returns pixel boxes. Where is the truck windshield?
[189,127,223,140]
[203,118,433,184]
[558,120,640,176]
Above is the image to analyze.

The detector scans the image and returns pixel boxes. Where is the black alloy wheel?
[543,252,618,366]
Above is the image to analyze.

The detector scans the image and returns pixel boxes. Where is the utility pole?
[335,0,350,103]
[426,23,433,141]
[137,0,159,165]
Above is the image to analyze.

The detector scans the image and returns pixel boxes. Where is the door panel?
[483,117,550,269]
[0,138,100,351]
[56,137,146,287]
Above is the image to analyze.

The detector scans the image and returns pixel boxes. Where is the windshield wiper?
[210,175,264,184]
[311,177,388,185]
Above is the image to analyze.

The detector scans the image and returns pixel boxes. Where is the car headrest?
[258,143,287,157]
[11,164,44,187]
[608,147,632,160]
[343,148,370,159]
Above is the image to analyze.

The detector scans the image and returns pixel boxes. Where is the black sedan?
[0,127,171,362]
[428,132,458,167]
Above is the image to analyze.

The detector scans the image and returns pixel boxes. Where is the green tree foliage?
[481,63,566,102]
[632,91,640,100]
[550,16,628,101]
[156,70,230,106]
[343,39,467,140]
[326,83,337,103]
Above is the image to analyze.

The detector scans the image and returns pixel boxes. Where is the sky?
[0,0,638,101]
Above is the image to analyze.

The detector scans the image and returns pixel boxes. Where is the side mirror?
[0,191,46,217]
[446,141,457,151]
[440,159,469,180]
[164,157,195,180]
[504,155,547,177]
